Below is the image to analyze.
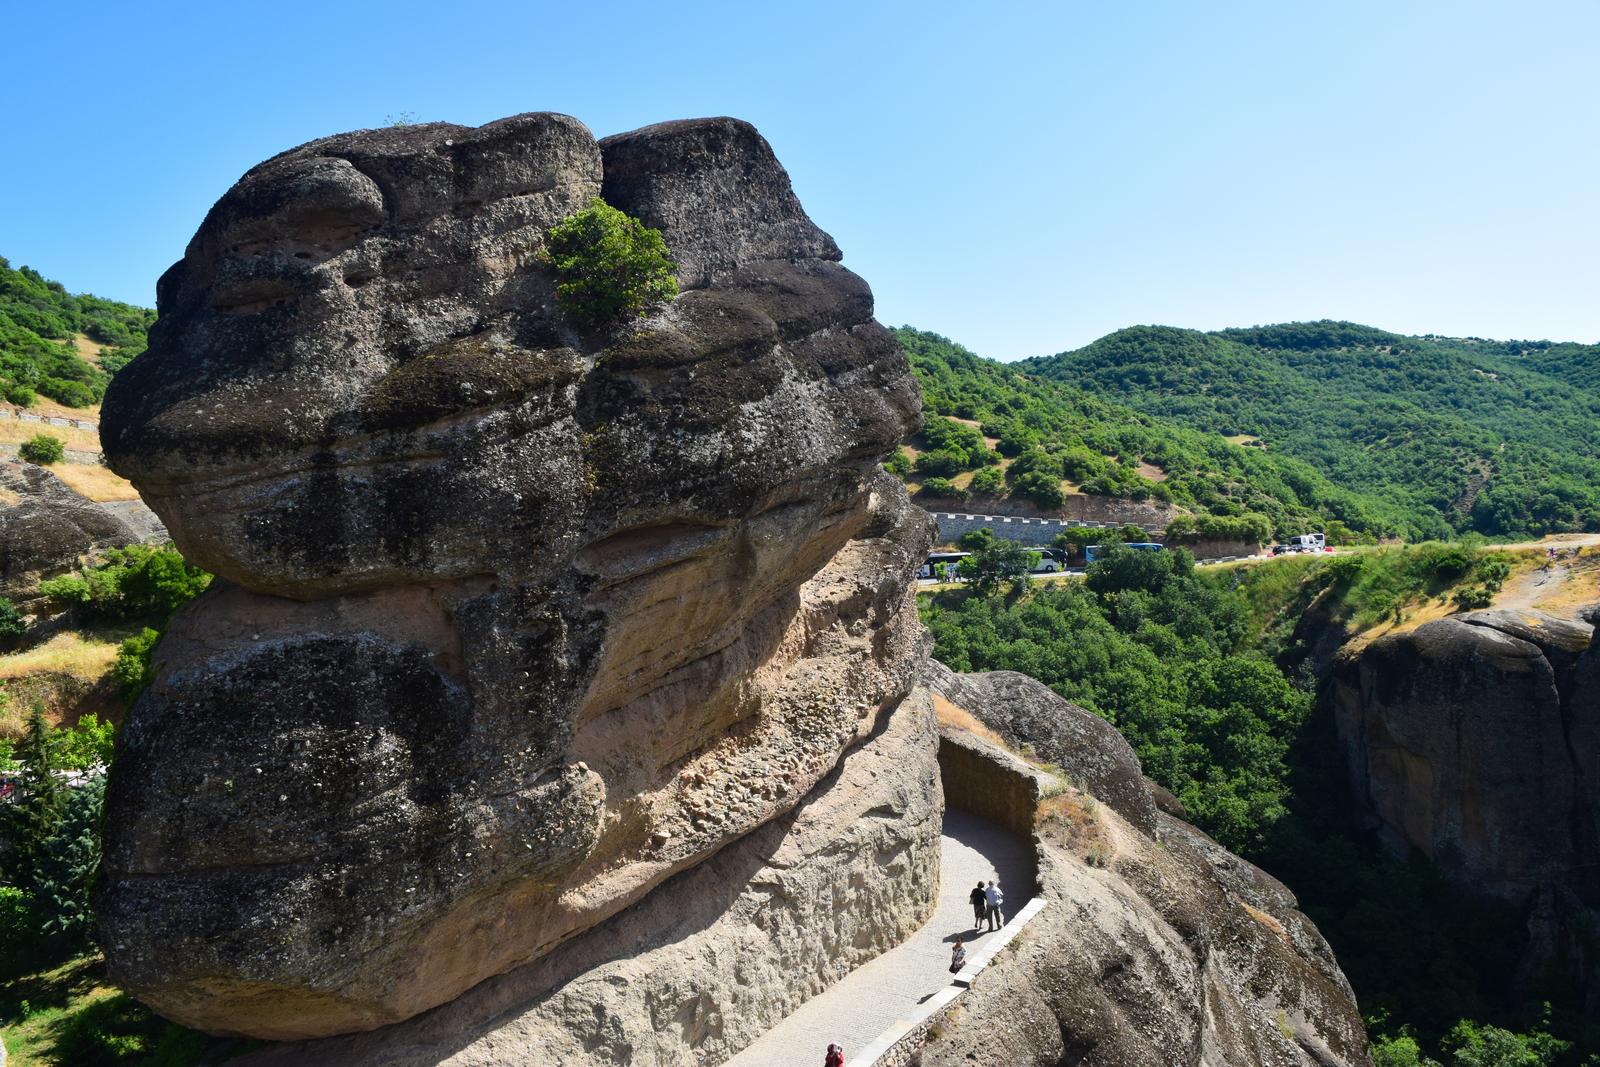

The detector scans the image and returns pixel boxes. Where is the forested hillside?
[0,257,153,407]
[896,327,1395,540]
[1025,321,1600,539]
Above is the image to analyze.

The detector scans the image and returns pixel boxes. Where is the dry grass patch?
[0,421,102,454]
[70,333,105,367]
[930,692,1011,749]
[1242,901,1292,949]
[1038,789,1111,866]
[47,463,139,502]
[0,631,123,685]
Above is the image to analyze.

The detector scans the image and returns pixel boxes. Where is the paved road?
[725,808,1033,1067]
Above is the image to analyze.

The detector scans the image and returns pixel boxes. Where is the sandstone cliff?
[97,112,932,1040]
[1333,607,1600,1010]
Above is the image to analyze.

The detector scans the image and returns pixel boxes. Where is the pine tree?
[10,701,63,891]
[33,773,104,948]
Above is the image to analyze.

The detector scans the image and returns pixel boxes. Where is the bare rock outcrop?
[920,711,1370,1067]
[97,112,930,1040]
[1333,608,1598,903]
[0,462,143,601]
[1332,607,1600,1007]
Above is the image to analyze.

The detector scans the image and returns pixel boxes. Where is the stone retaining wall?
[0,406,99,431]
[937,731,1046,845]
[928,511,1163,547]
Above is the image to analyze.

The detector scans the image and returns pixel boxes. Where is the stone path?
[725,808,1033,1067]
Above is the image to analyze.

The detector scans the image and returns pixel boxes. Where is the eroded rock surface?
[97,112,929,1040]
[1333,607,1600,1008]
[235,689,941,1067]
[0,462,142,601]
[1333,608,1598,903]
[923,696,1370,1067]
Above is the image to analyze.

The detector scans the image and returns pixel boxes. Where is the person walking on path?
[824,1042,844,1067]
[984,880,1004,931]
[969,881,987,928]
[950,938,967,974]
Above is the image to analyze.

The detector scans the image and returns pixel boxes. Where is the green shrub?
[884,448,912,477]
[915,449,968,477]
[917,477,967,501]
[969,467,1005,496]
[0,596,26,641]
[19,432,65,464]
[542,198,678,325]
[1012,470,1064,509]
[113,628,161,704]
[54,716,116,771]
[37,546,210,623]
[32,774,104,948]
[1442,1012,1569,1067]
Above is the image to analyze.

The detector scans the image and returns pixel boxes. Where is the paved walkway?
[726,808,1034,1067]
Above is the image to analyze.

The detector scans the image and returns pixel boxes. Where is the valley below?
[0,110,1595,1067]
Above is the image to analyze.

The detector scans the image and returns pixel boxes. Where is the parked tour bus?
[919,547,1067,580]
[918,551,969,580]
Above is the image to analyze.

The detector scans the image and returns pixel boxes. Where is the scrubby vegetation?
[922,544,1596,1063]
[896,327,1391,540]
[20,432,66,465]
[1,541,218,1064]
[0,256,153,407]
[923,545,1310,853]
[542,198,678,325]
[1025,321,1600,539]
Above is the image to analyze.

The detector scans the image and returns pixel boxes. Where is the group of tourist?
[949,878,1005,975]
[821,878,1009,1065]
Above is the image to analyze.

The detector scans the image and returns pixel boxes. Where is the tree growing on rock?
[542,198,678,325]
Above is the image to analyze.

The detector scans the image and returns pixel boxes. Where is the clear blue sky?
[4,0,1597,359]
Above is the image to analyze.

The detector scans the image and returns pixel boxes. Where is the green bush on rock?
[542,198,678,325]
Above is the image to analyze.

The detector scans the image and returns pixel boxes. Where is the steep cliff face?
[96,112,932,1041]
[1333,608,1600,1006]
[922,667,1371,1067]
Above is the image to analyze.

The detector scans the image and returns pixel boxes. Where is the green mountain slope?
[0,256,153,407]
[895,327,1396,540]
[1024,321,1600,539]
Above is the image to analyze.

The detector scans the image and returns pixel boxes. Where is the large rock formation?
[97,112,931,1040]
[1333,608,1600,1008]
[235,690,942,1067]
[0,461,143,601]
[923,673,1370,1067]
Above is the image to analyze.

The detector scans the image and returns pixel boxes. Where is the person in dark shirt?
[969,881,988,929]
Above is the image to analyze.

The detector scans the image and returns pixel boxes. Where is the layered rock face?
[1333,608,1599,1006]
[1333,609,1598,904]
[236,690,941,1067]
[923,670,1371,1067]
[97,113,930,1040]
[0,462,144,601]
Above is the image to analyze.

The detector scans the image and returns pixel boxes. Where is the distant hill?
[0,255,153,408]
[1024,321,1600,539]
[894,327,1393,541]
